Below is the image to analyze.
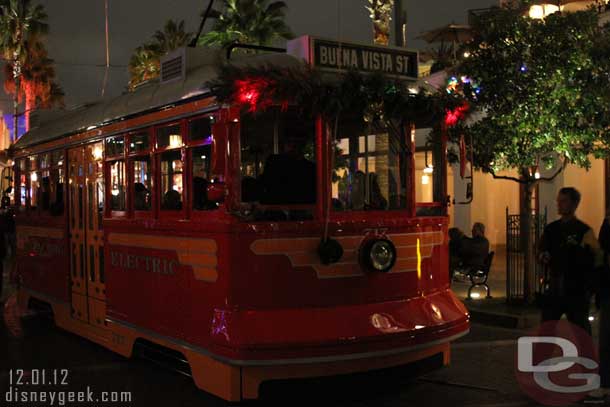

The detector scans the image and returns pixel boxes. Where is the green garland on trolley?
[206,63,464,128]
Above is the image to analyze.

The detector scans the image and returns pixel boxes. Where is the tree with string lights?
[456,5,610,302]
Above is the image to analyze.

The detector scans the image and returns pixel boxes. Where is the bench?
[466,251,495,300]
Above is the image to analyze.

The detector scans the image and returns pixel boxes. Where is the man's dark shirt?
[598,217,610,299]
[460,236,489,270]
[540,218,598,298]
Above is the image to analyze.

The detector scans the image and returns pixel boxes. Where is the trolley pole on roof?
[394,0,407,47]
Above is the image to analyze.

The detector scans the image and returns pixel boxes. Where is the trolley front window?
[332,119,408,211]
[240,108,316,206]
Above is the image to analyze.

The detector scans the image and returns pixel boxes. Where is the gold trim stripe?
[250,231,443,279]
[16,226,64,250]
[107,233,219,282]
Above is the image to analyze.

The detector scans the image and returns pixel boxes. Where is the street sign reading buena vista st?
[287,36,419,80]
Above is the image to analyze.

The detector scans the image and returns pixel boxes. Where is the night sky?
[10,0,498,113]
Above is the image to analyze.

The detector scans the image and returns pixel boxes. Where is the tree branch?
[481,165,528,184]
[538,158,568,182]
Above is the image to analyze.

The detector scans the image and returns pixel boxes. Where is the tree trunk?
[12,77,19,143]
[520,171,536,303]
[24,81,32,133]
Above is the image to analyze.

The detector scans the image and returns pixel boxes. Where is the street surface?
[0,306,559,407]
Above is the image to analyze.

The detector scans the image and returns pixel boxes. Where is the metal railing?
[506,207,547,303]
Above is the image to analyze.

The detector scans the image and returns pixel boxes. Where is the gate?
[506,207,546,303]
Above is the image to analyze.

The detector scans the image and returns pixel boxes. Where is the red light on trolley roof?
[236,79,269,112]
[444,103,469,127]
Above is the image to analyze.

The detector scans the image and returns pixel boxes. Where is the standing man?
[539,187,602,334]
[595,213,610,398]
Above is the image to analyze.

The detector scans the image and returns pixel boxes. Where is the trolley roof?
[14,50,304,150]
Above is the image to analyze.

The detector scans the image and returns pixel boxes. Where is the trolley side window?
[240,108,316,205]
[132,157,151,211]
[29,156,39,211]
[17,158,26,208]
[191,145,213,210]
[188,115,216,211]
[332,119,408,211]
[160,150,183,211]
[49,150,65,216]
[128,130,152,213]
[109,160,126,211]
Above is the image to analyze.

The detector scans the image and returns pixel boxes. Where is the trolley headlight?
[361,239,396,272]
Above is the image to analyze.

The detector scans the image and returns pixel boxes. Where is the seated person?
[50,183,64,215]
[162,189,182,210]
[259,141,316,205]
[241,176,261,203]
[193,177,218,210]
[367,172,388,210]
[460,222,490,271]
[41,177,51,210]
[351,171,366,210]
[134,182,150,211]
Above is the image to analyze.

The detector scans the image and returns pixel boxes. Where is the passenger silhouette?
[162,189,182,210]
[134,182,149,210]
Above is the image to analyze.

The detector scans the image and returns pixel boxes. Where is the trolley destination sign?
[310,38,418,80]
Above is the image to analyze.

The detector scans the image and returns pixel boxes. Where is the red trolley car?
[10,37,469,401]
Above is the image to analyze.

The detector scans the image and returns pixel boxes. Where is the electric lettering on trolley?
[110,250,179,276]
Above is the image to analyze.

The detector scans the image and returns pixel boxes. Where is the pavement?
[451,246,543,329]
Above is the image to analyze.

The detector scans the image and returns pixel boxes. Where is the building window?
[160,150,183,210]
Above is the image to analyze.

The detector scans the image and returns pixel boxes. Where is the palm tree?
[366,0,394,46]
[198,0,293,48]
[0,0,48,142]
[128,19,192,90]
[4,37,64,131]
[128,45,161,90]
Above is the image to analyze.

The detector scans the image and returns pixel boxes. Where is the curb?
[466,305,541,329]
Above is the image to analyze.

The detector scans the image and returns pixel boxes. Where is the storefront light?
[421,174,430,185]
[30,172,38,182]
[529,4,560,19]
